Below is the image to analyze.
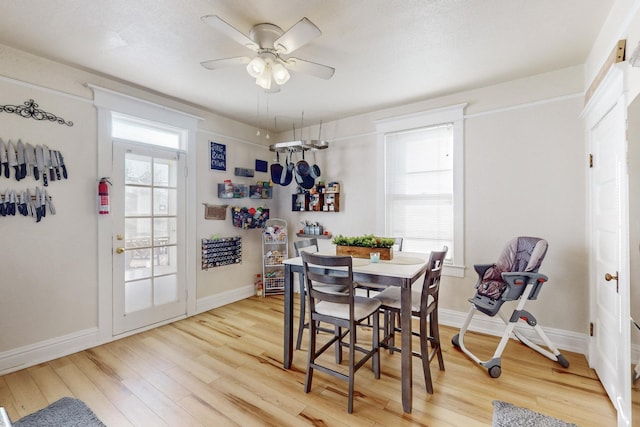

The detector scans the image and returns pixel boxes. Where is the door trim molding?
[90,86,199,341]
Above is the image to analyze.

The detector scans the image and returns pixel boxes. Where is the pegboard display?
[201,236,242,270]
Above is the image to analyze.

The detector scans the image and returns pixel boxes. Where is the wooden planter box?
[336,245,393,260]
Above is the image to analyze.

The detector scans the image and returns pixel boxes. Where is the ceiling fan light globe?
[256,65,272,90]
[246,57,266,78]
[272,62,290,85]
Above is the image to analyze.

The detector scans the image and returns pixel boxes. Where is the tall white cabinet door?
[585,65,631,427]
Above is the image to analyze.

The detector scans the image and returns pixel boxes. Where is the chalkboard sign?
[210,141,226,171]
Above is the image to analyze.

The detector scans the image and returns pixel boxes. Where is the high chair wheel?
[451,334,460,347]
[556,354,569,368]
[488,365,501,378]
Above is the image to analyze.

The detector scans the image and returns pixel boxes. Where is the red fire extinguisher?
[98,177,111,215]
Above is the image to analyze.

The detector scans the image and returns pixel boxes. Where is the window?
[376,104,465,276]
[112,113,185,150]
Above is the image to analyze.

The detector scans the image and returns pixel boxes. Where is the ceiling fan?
[200,15,335,90]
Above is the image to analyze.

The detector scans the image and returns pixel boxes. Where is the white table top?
[284,251,429,279]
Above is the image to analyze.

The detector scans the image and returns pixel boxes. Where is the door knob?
[604,272,618,281]
[115,247,125,254]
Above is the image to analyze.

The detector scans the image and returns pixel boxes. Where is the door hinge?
[589,322,594,336]
[589,153,593,168]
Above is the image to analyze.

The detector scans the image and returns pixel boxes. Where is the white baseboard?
[195,285,256,314]
[0,288,587,376]
[0,327,100,376]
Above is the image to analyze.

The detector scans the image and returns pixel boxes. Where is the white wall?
[274,65,589,336]
[0,44,277,373]
[0,77,98,352]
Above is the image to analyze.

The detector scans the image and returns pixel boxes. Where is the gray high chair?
[452,236,569,378]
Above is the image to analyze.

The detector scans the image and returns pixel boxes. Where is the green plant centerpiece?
[332,234,396,260]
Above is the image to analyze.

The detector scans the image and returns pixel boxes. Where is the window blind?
[385,123,453,256]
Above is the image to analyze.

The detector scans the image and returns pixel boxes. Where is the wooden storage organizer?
[261,219,288,296]
[292,183,340,212]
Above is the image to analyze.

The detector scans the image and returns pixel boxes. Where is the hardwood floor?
[0,296,616,426]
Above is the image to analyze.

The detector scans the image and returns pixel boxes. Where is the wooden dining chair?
[373,246,448,394]
[301,252,382,413]
[294,238,319,350]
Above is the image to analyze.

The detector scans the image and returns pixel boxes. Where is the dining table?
[282,250,430,413]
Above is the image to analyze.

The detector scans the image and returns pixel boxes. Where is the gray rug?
[493,401,579,427]
[13,397,105,427]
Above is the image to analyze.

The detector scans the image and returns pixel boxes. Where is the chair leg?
[388,311,396,354]
[305,316,316,393]
[373,311,380,379]
[296,296,306,350]
[347,322,356,413]
[430,310,445,371]
[419,313,434,394]
[335,326,343,363]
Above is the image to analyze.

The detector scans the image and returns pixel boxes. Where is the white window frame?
[375,103,466,277]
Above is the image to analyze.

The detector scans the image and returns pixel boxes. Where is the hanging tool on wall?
[0,138,7,179]
[7,141,18,181]
[24,142,36,179]
[35,145,47,186]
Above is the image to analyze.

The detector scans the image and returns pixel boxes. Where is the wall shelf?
[296,233,332,239]
[292,191,340,212]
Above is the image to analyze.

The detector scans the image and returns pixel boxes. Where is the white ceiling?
[0,0,614,134]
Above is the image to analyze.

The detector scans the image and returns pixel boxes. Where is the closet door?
[585,64,631,427]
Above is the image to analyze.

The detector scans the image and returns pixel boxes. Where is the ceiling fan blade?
[201,15,259,51]
[286,58,335,80]
[201,57,251,70]
[274,17,321,54]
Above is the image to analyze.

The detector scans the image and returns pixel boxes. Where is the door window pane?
[125,248,152,281]
[125,279,152,313]
[154,158,177,187]
[125,187,152,216]
[125,218,152,248]
[154,217,177,245]
[125,154,152,185]
[154,188,177,216]
[155,246,177,276]
[154,274,178,305]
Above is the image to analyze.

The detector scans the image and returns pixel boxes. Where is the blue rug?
[493,401,579,427]
[14,397,105,427]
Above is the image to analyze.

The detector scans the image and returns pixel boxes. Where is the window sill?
[443,263,465,278]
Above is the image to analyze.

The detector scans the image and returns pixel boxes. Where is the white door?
[112,141,186,335]
[588,75,631,426]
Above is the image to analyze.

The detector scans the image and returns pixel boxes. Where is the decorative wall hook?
[0,99,73,126]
